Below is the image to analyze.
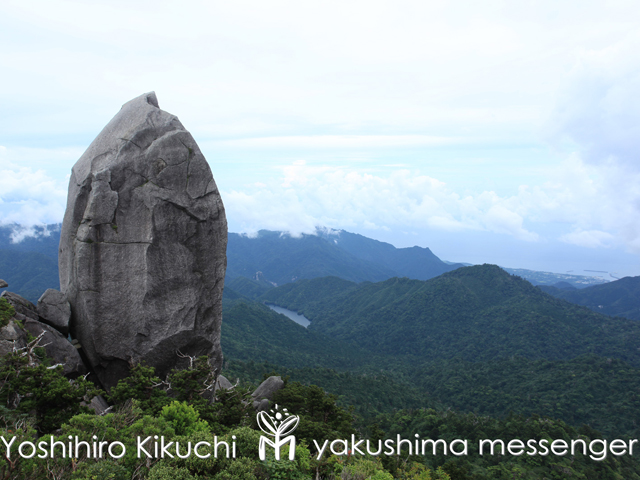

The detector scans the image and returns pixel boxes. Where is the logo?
[257,404,300,461]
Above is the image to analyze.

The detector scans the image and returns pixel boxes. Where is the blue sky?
[2,0,640,277]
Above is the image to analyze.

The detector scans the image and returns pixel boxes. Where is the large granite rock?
[37,289,71,335]
[59,92,227,390]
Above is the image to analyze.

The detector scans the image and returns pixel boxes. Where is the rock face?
[0,280,7,289]
[37,289,71,335]
[59,92,227,390]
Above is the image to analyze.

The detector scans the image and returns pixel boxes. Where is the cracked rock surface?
[59,92,227,390]
[37,288,71,336]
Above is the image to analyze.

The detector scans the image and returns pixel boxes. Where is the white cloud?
[2,0,638,142]
[216,135,460,149]
[544,33,640,253]
[548,32,640,169]
[222,162,541,241]
[560,230,616,249]
[0,151,68,227]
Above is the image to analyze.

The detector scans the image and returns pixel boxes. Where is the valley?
[2,223,640,478]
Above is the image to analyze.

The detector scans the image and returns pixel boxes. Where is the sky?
[1,0,640,278]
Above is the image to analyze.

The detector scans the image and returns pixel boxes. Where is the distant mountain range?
[3,222,640,440]
[1,224,464,301]
[227,228,465,285]
[222,265,640,438]
[0,225,60,302]
[1,223,638,323]
[259,264,640,365]
[540,276,640,321]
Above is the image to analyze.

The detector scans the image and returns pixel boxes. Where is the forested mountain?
[0,224,59,260]
[221,293,373,369]
[221,290,640,439]
[1,224,462,300]
[3,222,640,478]
[0,249,58,301]
[316,229,465,280]
[226,230,398,284]
[260,264,640,364]
[541,275,640,321]
[226,229,466,285]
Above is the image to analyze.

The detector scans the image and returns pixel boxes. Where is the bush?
[0,350,101,433]
[0,297,15,327]
[159,401,209,436]
[71,460,130,480]
[147,464,197,480]
[213,457,262,480]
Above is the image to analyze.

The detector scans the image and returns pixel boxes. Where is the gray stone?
[251,375,285,410]
[215,374,233,392]
[0,280,7,288]
[254,398,270,412]
[0,320,27,357]
[59,92,227,390]
[88,395,111,415]
[37,289,71,336]
[1,291,38,321]
[23,318,87,378]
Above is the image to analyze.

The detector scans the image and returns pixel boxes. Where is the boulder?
[215,374,233,392]
[0,320,27,357]
[23,318,87,378]
[0,280,7,288]
[88,395,111,415]
[37,289,71,336]
[251,375,285,410]
[254,398,270,412]
[59,92,227,390]
[1,291,39,321]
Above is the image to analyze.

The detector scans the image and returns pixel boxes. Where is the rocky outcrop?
[1,291,39,321]
[37,289,71,336]
[59,92,227,390]
[87,395,111,415]
[215,374,233,392]
[0,320,27,357]
[252,375,285,411]
[0,280,7,289]
[23,319,87,378]
[0,291,86,377]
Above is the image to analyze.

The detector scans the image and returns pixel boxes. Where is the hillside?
[0,225,461,297]
[541,275,640,321]
[0,224,60,302]
[220,291,640,438]
[317,229,465,280]
[260,264,640,365]
[221,294,374,370]
[227,230,397,285]
[0,249,59,302]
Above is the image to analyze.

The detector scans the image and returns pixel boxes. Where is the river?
[266,304,311,328]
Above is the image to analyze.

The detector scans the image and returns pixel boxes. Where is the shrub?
[71,460,130,480]
[159,400,208,436]
[147,464,197,480]
[0,297,15,327]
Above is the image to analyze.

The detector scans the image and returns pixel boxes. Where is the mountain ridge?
[260,264,640,365]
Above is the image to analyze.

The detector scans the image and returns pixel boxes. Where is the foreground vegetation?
[1,347,638,480]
